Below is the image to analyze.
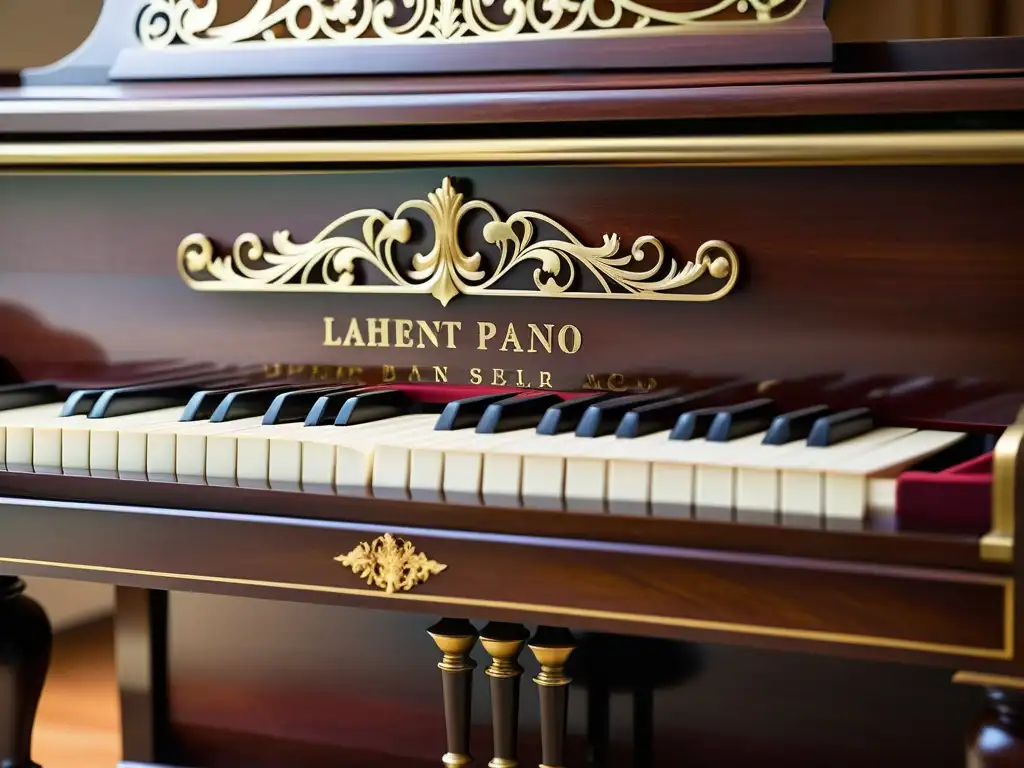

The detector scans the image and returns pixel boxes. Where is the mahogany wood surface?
[0,498,1011,671]
[0,165,1022,415]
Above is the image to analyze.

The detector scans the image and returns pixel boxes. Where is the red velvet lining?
[896,452,992,536]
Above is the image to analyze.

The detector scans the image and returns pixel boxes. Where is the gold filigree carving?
[177,177,739,307]
[335,533,447,593]
[138,0,806,48]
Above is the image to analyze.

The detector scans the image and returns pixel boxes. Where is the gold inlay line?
[3,132,1024,168]
[0,556,1012,660]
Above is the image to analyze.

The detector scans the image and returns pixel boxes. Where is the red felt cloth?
[896,453,992,536]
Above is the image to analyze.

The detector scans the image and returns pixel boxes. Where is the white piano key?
[650,462,694,519]
[86,408,186,478]
[1,404,65,472]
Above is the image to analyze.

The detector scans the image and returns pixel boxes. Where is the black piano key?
[179,380,287,422]
[304,388,372,427]
[535,393,617,435]
[475,393,563,434]
[762,404,831,446]
[435,392,517,431]
[335,389,415,426]
[262,385,363,425]
[88,375,248,419]
[575,389,681,438]
[707,399,776,442]
[806,407,876,447]
[61,370,231,417]
[615,384,749,438]
[0,382,63,411]
[670,407,719,441]
[210,383,329,423]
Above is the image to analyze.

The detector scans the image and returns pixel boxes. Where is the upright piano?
[1,1,1023,766]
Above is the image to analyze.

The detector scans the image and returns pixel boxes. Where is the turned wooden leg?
[0,576,52,768]
[428,618,479,767]
[527,627,576,768]
[967,687,1024,767]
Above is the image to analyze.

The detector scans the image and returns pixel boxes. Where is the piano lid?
[20,0,832,86]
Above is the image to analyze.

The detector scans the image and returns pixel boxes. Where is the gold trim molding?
[981,406,1024,563]
[336,533,447,592]
[137,0,805,48]
[177,177,739,306]
[3,133,1024,169]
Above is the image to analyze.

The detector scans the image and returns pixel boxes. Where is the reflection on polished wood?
[31,619,120,768]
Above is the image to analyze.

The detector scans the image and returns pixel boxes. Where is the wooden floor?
[33,618,121,768]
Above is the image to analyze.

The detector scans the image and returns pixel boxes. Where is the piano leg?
[115,587,168,765]
[428,618,480,767]
[967,687,1024,767]
[527,627,576,768]
[0,576,52,768]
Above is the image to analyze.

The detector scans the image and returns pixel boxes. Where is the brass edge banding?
[0,556,1012,660]
[177,176,738,306]
[3,132,1024,168]
[138,0,806,48]
[953,671,1024,691]
[982,413,1024,563]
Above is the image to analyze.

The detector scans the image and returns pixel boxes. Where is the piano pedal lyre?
[480,623,531,768]
[428,618,480,767]
[527,627,577,768]
[429,621,577,768]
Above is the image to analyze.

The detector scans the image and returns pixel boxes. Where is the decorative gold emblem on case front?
[336,533,447,593]
[177,177,739,307]
[139,0,806,48]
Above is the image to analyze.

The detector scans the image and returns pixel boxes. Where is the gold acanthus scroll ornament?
[138,0,807,48]
[336,534,447,593]
[177,177,740,307]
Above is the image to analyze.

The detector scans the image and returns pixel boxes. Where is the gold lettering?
[608,373,627,392]
[491,368,507,386]
[644,377,657,391]
[408,365,423,382]
[416,320,441,349]
[347,366,365,383]
[342,317,366,347]
[323,317,342,347]
[515,369,531,387]
[366,318,390,347]
[395,319,414,348]
[287,364,306,376]
[382,365,396,383]
[500,324,524,353]
[440,321,461,349]
[264,363,283,378]
[583,374,603,390]
[557,324,582,354]
[470,367,483,385]
[527,323,554,354]
[539,371,552,389]
[477,322,497,350]
[433,365,448,383]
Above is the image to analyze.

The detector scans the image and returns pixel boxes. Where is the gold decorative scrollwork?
[138,0,806,48]
[177,177,739,307]
[336,533,447,593]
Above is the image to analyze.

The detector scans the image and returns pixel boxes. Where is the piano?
[0,1,1023,766]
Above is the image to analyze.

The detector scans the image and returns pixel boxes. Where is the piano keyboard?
[0,376,971,529]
